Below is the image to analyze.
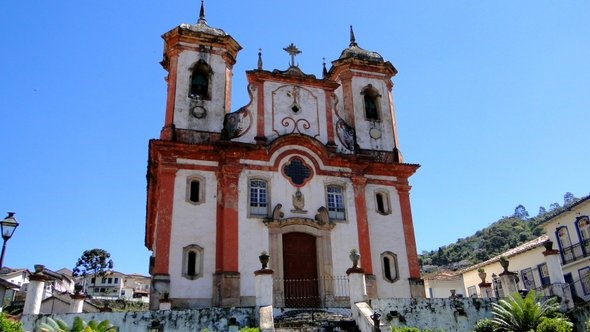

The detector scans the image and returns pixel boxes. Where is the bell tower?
[328,26,401,159]
[160,1,242,142]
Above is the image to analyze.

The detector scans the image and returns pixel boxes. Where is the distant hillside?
[419,192,586,273]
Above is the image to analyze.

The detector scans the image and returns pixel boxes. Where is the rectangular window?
[327,185,345,220]
[114,277,118,284]
[538,263,550,286]
[467,286,477,297]
[249,179,268,216]
[108,277,112,284]
[521,268,536,290]
[579,267,590,295]
[101,278,106,284]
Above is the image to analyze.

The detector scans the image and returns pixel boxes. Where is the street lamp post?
[0,212,19,269]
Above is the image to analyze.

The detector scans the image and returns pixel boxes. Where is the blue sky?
[1,1,588,275]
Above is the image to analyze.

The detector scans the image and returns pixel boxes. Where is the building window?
[576,216,590,242]
[380,251,399,283]
[182,244,204,280]
[579,267,590,295]
[556,226,574,263]
[186,176,205,205]
[538,263,550,286]
[249,179,269,216]
[101,278,106,284]
[375,190,391,215]
[189,60,211,100]
[108,277,112,284]
[114,277,118,284]
[361,85,381,121]
[467,286,477,298]
[520,268,536,290]
[326,185,346,220]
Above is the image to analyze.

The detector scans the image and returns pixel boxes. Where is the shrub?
[491,291,559,332]
[239,328,261,332]
[35,317,116,332]
[391,328,420,332]
[472,318,499,332]
[0,312,23,332]
[536,317,573,332]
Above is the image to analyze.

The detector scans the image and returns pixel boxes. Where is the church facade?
[145,5,423,309]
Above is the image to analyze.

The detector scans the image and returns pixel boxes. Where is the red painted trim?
[152,167,176,275]
[352,176,373,274]
[215,163,242,273]
[324,89,335,145]
[256,80,265,140]
[396,183,420,278]
[163,51,179,130]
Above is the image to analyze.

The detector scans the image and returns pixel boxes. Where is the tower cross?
[283,43,301,67]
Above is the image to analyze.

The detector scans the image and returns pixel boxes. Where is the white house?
[538,195,590,302]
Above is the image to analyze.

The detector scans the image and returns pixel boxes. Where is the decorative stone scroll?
[263,216,335,231]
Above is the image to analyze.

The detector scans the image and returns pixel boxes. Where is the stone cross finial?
[283,43,301,67]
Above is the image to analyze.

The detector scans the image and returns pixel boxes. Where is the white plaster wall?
[425,279,465,298]
[169,169,218,299]
[238,169,272,297]
[365,184,411,298]
[462,246,546,298]
[350,75,395,152]
[173,49,229,132]
[263,82,328,144]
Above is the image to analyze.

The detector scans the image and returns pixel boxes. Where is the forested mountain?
[419,192,585,273]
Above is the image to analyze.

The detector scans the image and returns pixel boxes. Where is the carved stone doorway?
[282,232,319,307]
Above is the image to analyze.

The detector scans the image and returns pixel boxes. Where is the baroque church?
[145,3,424,309]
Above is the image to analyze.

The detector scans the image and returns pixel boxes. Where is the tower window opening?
[362,85,381,121]
[190,60,211,100]
[375,191,391,215]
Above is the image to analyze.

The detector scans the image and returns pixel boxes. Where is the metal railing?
[561,239,590,264]
[273,275,350,308]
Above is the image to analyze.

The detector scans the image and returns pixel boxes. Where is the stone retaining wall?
[370,298,496,331]
[21,307,256,332]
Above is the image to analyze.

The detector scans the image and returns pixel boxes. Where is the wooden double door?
[282,232,320,307]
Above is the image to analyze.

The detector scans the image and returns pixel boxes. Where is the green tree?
[72,248,114,297]
[0,312,23,332]
[513,205,529,220]
[563,192,577,206]
[538,206,547,216]
[491,291,560,332]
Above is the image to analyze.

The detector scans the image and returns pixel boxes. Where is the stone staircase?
[274,309,360,331]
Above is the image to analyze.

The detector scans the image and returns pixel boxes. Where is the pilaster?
[351,176,373,275]
[396,182,421,279]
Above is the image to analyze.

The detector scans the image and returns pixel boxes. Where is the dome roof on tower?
[179,1,226,37]
[337,26,384,63]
